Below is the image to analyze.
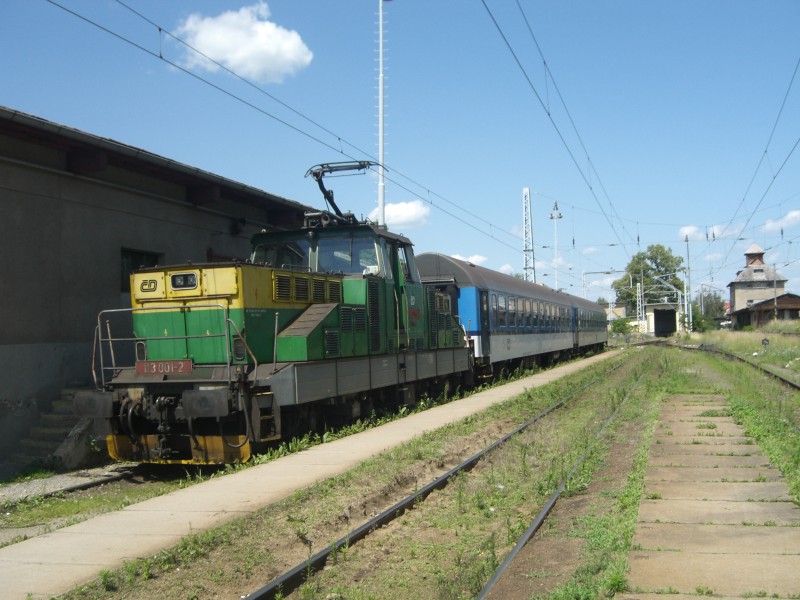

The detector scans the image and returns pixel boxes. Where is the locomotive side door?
[389,242,424,350]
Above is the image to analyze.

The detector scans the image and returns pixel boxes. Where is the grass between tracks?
[55,350,639,600]
[46,346,800,599]
[0,363,553,539]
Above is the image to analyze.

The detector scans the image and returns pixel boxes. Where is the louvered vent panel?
[275,274,291,301]
[368,279,381,352]
[340,307,353,331]
[328,281,342,303]
[354,308,367,331]
[324,330,340,357]
[428,289,438,348]
[294,277,309,302]
[312,279,326,302]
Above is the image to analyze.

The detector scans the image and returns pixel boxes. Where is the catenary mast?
[523,187,536,282]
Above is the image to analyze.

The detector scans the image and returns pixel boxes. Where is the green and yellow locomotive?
[75,163,469,465]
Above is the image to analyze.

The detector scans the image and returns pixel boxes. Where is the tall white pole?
[377,0,386,226]
[549,201,562,289]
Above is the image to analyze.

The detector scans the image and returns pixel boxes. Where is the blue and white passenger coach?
[417,253,607,377]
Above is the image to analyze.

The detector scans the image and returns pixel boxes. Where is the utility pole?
[685,235,692,332]
[549,201,562,289]
[774,263,778,320]
[522,188,536,282]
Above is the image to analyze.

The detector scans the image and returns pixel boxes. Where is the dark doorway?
[654,308,677,337]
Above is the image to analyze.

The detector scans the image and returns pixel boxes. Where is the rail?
[245,359,625,600]
[661,341,800,434]
[477,372,644,598]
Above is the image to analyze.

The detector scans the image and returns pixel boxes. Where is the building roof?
[727,244,786,288]
[731,293,800,314]
[730,263,786,285]
[0,105,311,229]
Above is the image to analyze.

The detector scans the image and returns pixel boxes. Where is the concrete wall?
[0,133,290,455]
[730,284,782,313]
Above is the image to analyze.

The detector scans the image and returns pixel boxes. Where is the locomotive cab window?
[396,244,419,282]
[251,239,310,270]
[317,236,380,275]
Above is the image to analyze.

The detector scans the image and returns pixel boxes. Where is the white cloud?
[499,264,515,275]
[763,209,800,233]
[679,225,703,241]
[703,252,723,263]
[369,200,431,229]
[581,246,600,256]
[451,254,487,265]
[175,2,313,84]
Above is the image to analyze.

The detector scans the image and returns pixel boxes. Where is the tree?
[692,290,727,331]
[612,244,685,311]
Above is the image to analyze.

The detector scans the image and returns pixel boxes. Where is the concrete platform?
[626,394,800,598]
[0,351,618,600]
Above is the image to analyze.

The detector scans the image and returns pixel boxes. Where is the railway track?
[664,341,800,432]
[245,360,638,600]
[9,341,795,510]
[243,343,799,599]
[3,345,796,597]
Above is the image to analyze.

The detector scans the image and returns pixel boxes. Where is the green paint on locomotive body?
[130,220,465,370]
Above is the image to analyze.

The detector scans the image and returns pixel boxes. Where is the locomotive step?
[39,413,80,428]
[29,425,76,441]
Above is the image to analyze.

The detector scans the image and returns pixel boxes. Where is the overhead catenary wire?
[46,0,528,256]
[514,0,636,249]
[711,51,800,269]
[480,0,630,258]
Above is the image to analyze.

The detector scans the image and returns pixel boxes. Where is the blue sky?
[3,1,800,305]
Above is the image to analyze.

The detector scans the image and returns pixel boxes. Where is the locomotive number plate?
[135,360,193,375]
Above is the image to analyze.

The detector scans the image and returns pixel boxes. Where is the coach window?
[498,295,507,327]
[491,293,498,330]
[508,297,516,329]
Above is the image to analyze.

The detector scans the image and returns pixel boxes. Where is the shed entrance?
[654,308,677,337]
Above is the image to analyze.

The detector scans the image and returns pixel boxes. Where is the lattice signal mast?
[523,187,536,282]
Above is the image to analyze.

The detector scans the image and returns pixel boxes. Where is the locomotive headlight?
[171,273,198,290]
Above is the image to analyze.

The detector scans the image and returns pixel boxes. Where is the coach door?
[480,290,490,355]
[572,307,580,350]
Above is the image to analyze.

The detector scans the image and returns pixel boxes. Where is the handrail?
[226,318,259,375]
[94,303,236,388]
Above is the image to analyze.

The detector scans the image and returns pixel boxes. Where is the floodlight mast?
[378,0,386,226]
